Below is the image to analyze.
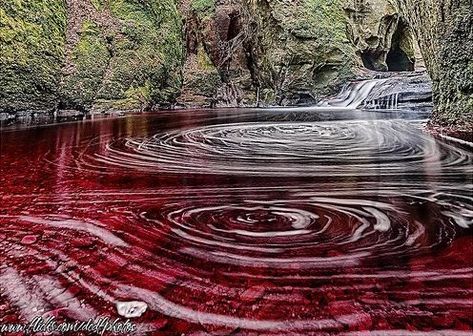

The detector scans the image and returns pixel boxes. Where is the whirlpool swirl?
[82,120,473,176]
[1,112,472,334]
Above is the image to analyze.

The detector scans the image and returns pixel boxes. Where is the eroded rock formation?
[178,0,364,107]
[245,0,359,106]
[178,0,426,107]
[1,0,471,130]
[344,0,417,72]
[0,0,414,113]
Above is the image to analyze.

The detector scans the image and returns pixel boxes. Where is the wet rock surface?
[364,71,432,110]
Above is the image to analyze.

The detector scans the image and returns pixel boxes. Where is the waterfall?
[363,92,400,110]
[317,79,387,109]
[272,78,399,112]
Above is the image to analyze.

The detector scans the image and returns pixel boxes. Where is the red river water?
[0,109,472,335]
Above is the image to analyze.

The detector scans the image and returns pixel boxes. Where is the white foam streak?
[182,247,368,268]
[18,215,128,247]
[114,285,371,331]
[0,268,47,321]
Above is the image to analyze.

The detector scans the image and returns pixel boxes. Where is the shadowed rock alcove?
[359,18,416,72]
[386,20,415,71]
[348,1,418,74]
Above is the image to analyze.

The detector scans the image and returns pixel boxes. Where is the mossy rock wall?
[178,0,360,106]
[61,0,184,111]
[245,0,359,105]
[1,0,183,114]
[0,0,67,113]
[396,0,473,129]
[344,0,416,72]
[6,0,469,119]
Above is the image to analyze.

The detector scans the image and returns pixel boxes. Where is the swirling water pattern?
[88,120,471,176]
[0,109,472,335]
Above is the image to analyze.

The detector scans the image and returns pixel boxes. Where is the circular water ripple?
[140,189,471,271]
[1,114,472,334]
[1,185,472,333]
[85,120,473,176]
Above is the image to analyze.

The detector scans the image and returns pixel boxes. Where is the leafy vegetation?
[60,21,110,110]
[62,0,184,111]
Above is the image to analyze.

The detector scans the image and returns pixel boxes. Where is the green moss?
[179,40,222,106]
[0,0,66,113]
[61,21,110,110]
[399,0,472,129]
[90,73,153,111]
[431,8,473,128]
[288,0,348,42]
[186,71,222,98]
[191,0,215,15]
[248,0,356,103]
[112,0,183,104]
[196,45,215,70]
[90,0,103,11]
[61,0,184,110]
[125,81,151,102]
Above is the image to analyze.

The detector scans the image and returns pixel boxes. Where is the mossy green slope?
[60,20,110,110]
[61,0,184,111]
[0,0,67,113]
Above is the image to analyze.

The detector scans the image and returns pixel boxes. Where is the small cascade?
[317,79,387,109]
[275,74,428,112]
[364,92,400,110]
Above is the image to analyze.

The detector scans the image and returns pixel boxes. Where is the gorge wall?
[0,0,471,130]
[396,0,473,131]
[1,0,183,115]
[177,0,420,107]
[0,0,415,112]
[178,0,361,107]
[0,1,67,114]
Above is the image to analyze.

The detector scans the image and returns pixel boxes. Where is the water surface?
[0,109,472,334]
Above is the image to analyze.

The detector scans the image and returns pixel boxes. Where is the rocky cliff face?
[0,1,67,114]
[345,0,417,72]
[395,0,473,130]
[178,0,361,107]
[245,0,359,106]
[60,0,183,112]
[0,0,416,114]
[2,0,470,129]
[178,0,424,107]
[1,0,183,115]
